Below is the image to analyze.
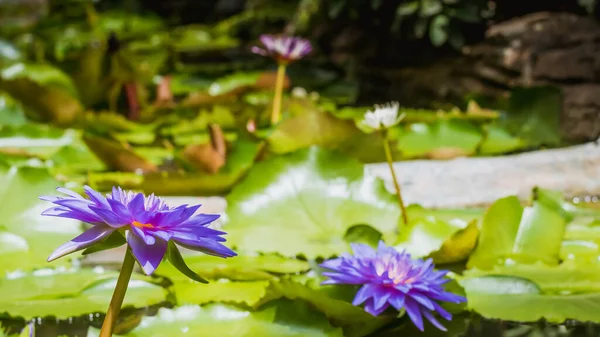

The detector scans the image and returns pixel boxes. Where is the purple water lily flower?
[41,186,236,277]
[320,241,466,331]
[251,34,312,64]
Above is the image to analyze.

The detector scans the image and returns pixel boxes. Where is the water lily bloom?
[41,186,236,276]
[359,102,403,131]
[251,34,312,64]
[320,242,466,331]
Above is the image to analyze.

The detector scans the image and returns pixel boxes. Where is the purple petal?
[84,185,109,208]
[48,225,115,262]
[174,237,236,258]
[404,298,424,331]
[251,46,268,56]
[89,206,127,228]
[363,297,389,316]
[388,293,406,311]
[178,213,220,228]
[131,226,156,245]
[107,198,132,221]
[260,34,276,49]
[352,284,375,306]
[42,207,104,224]
[126,230,167,275]
[127,193,146,215]
[423,310,447,331]
[57,187,85,199]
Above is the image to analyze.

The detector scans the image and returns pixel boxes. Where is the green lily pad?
[267,101,358,154]
[0,269,166,319]
[0,124,76,159]
[89,138,263,195]
[0,93,27,126]
[173,279,272,307]
[464,263,600,294]
[0,164,82,273]
[268,279,392,337]
[89,301,344,337]
[500,86,562,148]
[461,275,600,322]
[224,147,401,258]
[207,72,262,96]
[155,254,310,282]
[467,189,570,269]
[479,125,525,155]
[397,120,482,159]
[394,206,480,264]
[1,63,77,97]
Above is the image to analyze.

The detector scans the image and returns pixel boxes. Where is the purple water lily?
[320,241,466,331]
[41,186,236,276]
[251,34,312,64]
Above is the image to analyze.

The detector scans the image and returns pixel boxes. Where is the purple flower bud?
[252,34,312,64]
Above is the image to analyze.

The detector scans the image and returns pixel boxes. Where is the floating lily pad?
[461,275,600,322]
[467,189,570,269]
[464,263,600,294]
[479,125,525,155]
[0,269,166,319]
[267,101,358,154]
[0,164,82,272]
[224,147,401,258]
[394,206,481,264]
[155,254,310,282]
[397,120,482,159]
[89,301,344,337]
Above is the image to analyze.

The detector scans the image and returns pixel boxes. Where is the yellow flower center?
[132,221,154,229]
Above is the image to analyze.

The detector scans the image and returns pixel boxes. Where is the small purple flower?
[41,186,236,277]
[320,241,465,331]
[251,34,312,64]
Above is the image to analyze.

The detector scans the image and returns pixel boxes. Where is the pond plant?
[358,102,409,225]
[320,241,466,331]
[252,34,312,125]
[40,186,236,337]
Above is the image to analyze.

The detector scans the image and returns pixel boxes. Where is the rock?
[366,140,600,208]
[362,12,600,142]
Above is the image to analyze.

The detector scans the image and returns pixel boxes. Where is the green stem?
[99,249,135,337]
[271,63,287,125]
[382,131,409,226]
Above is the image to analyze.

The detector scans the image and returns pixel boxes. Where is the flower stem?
[382,131,409,226]
[99,249,135,337]
[271,63,287,125]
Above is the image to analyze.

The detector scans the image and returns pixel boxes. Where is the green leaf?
[224,147,400,258]
[461,275,600,322]
[467,196,523,269]
[207,72,262,96]
[420,0,442,17]
[397,120,482,159]
[166,241,208,283]
[429,15,450,47]
[89,139,263,196]
[394,206,480,264]
[511,201,567,265]
[343,224,383,248]
[0,269,166,319]
[0,93,27,126]
[267,101,359,154]
[268,279,392,337]
[468,190,568,268]
[464,263,600,294]
[174,279,271,306]
[1,63,78,97]
[0,164,82,273]
[155,254,310,282]
[500,87,562,148]
[396,1,419,16]
[479,125,525,155]
[89,302,344,337]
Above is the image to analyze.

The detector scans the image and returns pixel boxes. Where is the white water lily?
[360,102,403,131]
